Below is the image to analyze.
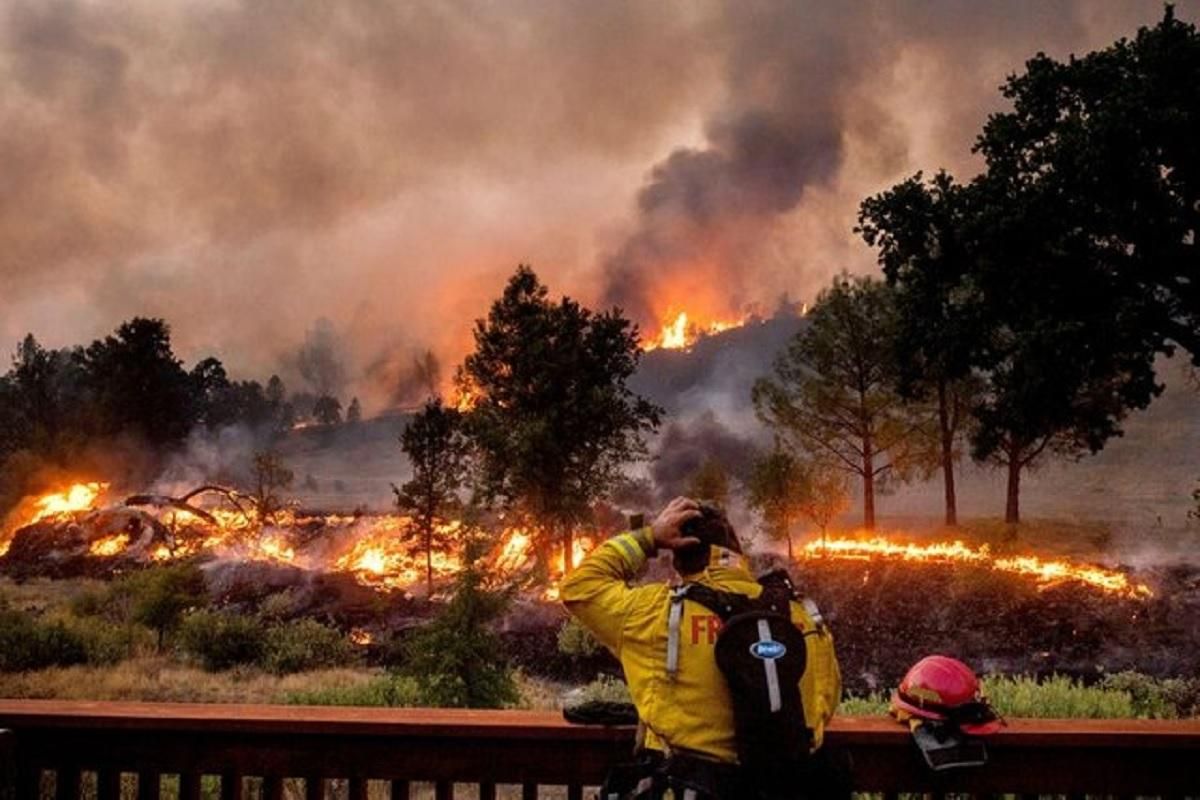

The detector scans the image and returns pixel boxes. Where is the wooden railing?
[0,700,1198,799]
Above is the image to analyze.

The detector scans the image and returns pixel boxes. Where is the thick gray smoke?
[295,319,348,399]
[599,1,1162,324]
[0,0,1184,409]
[650,411,762,504]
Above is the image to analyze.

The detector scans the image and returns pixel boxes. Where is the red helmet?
[890,655,1002,736]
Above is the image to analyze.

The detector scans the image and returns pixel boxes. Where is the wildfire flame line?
[802,536,1152,598]
[1,481,110,557]
[6,484,1151,602]
[643,311,745,351]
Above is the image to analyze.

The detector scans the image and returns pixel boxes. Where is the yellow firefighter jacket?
[561,528,841,763]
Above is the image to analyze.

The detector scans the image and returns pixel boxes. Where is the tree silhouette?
[394,399,470,595]
[753,275,924,529]
[858,171,982,526]
[459,265,660,573]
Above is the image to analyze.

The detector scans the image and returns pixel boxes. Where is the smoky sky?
[0,0,1189,409]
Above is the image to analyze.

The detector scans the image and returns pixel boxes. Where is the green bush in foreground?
[399,539,518,708]
[61,616,147,666]
[0,605,88,671]
[179,610,264,671]
[283,674,424,707]
[557,617,601,659]
[262,618,353,675]
[841,673,1199,719]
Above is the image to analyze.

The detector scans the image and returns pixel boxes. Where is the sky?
[0,0,1193,409]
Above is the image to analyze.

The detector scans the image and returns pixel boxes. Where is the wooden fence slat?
[2,703,1200,797]
[220,773,242,800]
[138,771,161,800]
[18,767,42,800]
[55,767,80,800]
[97,769,122,800]
[179,772,202,800]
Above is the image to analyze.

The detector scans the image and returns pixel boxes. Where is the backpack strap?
[758,568,827,633]
[666,584,751,679]
[666,586,687,678]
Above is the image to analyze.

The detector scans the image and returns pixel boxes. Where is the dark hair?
[674,504,741,575]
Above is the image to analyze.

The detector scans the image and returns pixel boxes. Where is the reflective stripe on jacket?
[561,528,841,763]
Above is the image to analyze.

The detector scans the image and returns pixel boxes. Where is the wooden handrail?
[1,700,1198,797]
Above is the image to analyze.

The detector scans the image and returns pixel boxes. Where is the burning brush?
[800,535,1152,599]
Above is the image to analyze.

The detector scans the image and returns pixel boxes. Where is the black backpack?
[667,570,814,795]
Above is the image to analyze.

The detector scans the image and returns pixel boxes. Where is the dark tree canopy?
[753,274,924,529]
[858,171,982,526]
[976,6,1200,363]
[312,395,343,426]
[82,318,196,446]
[395,398,470,595]
[746,446,808,561]
[459,265,661,570]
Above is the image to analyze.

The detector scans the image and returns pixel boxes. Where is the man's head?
[673,503,741,575]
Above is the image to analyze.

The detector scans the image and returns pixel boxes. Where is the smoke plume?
[0,0,1182,409]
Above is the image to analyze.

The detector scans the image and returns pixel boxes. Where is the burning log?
[123,494,218,525]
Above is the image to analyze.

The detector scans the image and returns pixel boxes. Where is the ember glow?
[801,535,1152,598]
[1,481,601,596]
[643,311,746,351]
[89,533,130,557]
[30,482,108,524]
[1,481,110,557]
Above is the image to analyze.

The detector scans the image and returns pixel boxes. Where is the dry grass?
[0,576,104,613]
[0,656,382,704]
[0,656,576,710]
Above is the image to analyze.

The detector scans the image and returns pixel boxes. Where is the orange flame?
[30,482,108,523]
[1,481,110,556]
[801,535,1152,598]
[89,533,130,557]
[643,311,745,351]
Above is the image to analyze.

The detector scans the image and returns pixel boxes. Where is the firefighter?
[561,497,843,799]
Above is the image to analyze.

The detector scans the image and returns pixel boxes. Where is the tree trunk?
[1005,449,1021,527]
[938,379,958,527]
[426,529,434,597]
[862,436,876,530]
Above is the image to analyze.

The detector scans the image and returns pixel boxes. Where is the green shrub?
[68,589,108,619]
[114,564,207,650]
[838,692,889,715]
[262,619,353,675]
[981,674,1137,719]
[400,539,518,708]
[62,616,147,665]
[1100,671,1200,718]
[0,608,88,671]
[556,618,600,659]
[835,675,1200,719]
[179,610,263,671]
[283,674,424,707]
[574,675,631,705]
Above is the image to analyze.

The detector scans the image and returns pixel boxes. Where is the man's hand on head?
[650,496,703,552]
